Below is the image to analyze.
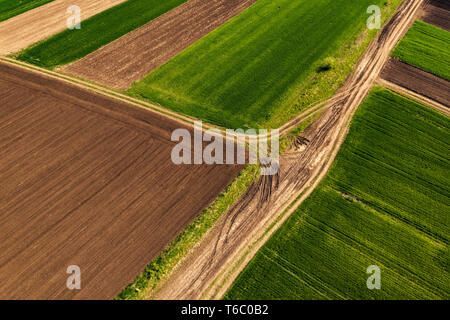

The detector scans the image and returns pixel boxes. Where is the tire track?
[154,0,424,300]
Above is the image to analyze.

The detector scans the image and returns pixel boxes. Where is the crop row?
[225,88,450,299]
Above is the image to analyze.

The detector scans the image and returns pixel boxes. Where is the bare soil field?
[0,0,127,54]
[62,0,258,90]
[381,58,450,106]
[0,62,242,299]
[154,0,424,299]
[419,0,450,31]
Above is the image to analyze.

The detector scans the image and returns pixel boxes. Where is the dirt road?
[0,62,242,299]
[154,0,424,300]
[0,0,127,55]
[62,0,258,90]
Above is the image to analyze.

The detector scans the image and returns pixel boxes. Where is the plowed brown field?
[0,62,242,299]
[0,0,127,54]
[381,58,450,107]
[62,0,258,90]
[419,0,450,31]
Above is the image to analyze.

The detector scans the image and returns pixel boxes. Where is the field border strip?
[0,56,329,141]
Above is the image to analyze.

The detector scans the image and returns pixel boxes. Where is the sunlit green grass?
[0,0,53,22]
[392,20,450,80]
[225,88,450,299]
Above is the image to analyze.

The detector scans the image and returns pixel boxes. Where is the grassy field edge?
[128,0,403,129]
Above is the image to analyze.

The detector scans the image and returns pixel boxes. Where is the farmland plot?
[62,0,259,90]
[0,0,128,54]
[128,0,402,129]
[0,62,242,299]
[14,0,189,68]
[225,88,450,299]
[419,0,450,31]
[392,20,450,80]
[381,58,450,107]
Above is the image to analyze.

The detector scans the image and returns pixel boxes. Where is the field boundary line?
[0,57,204,127]
[0,56,332,141]
[377,79,450,116]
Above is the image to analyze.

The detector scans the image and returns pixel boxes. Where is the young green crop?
[128,0,401,129]
[392,20,450,80]
[0,0,53,22]
[15,0,188,68]
[225,88,450,300]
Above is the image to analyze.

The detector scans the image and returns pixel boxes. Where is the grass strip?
[14,0,188,68]
[116,164,260,300]
[128,0,402,129]
[0,0,53,22]
[392,20,450,80]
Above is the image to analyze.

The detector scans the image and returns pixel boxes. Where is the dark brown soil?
[0,62,242,299]
[62,0,258,90]
[381,58,450,107]
[419,0,450,31]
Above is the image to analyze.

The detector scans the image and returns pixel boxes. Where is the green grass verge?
[128,0,402,129]
[0,0,53,22]
[14,0,188,68]
[392,20,450,80]
[225,88,450,299]
[116,164,259,300]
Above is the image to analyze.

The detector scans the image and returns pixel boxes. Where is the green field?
[0,0,53,21]
[128,0,401,129]
[392,20,450,80]
[225,88,450,299]
[15,0,187,68]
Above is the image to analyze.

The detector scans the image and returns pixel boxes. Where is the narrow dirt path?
[154,0,424,300]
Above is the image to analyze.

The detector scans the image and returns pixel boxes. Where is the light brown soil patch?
[0,62,242,299]
[381,58,450,107]
[0,0,127,54]
[62,0,258,90]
